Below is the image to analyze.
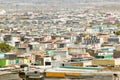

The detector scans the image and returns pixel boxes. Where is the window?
[9,60,14,64]
[45,62,51,65]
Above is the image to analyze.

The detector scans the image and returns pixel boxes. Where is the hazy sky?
[0,0,120,3]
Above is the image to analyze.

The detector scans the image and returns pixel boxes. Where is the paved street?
[0,73,113,80]
[0,71,11,76]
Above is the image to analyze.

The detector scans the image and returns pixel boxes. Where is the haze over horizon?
[0,0,120,3]
[0,0,119,13]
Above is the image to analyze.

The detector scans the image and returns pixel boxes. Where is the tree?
[115,30,120,35]
[88,23,93,27]
[87,49,94,57]
[0,42,13,53]
[74,41,80,44]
